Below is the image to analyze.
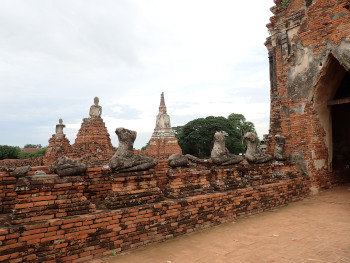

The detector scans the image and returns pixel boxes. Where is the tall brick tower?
[265,0,350,188]
[72,97,114,154]
[145,92,182,159]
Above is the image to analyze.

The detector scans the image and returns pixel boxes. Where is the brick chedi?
[265,0,350,189]
[43,118,71,165]
[145,92,182,159]
[72,97,114,154]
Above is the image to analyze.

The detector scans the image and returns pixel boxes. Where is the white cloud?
[0,0,274,149]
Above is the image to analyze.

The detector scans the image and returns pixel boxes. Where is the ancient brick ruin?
[44,97,114,167]
[43,119,71,166]
[145,92,182,159]
[265,0,350,190]
[0,1,349,262]
[0,162,309,262]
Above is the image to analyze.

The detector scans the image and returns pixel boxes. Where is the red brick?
[14,203,33,209]
[22,228,47,236]
[19,233,45,242]
[54,183,72,188]
[41,234,64,243]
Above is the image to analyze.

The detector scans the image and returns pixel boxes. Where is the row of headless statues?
[109,128,286,172]
[52,125,286,173]
[51,96,287,172]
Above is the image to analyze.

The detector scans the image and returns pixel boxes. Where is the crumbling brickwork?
[145,137,182,159]
[0,158,43,170]
[2,2,349,262]
[165,168,213,198]
[43,136,71,166]
[72,118,114,154]
[42,117,114,167]
[265,0,350,189]
[11,175,96,225]
[0,160,310,262]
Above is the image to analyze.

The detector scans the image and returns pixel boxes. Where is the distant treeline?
[0,145,47,160]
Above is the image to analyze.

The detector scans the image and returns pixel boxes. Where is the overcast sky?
[0,0,274,149]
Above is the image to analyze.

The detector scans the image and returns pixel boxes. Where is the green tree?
[227,113,257,146]
[281,0,291,8]
[141,143,149,151]
[23,144,42,148]
[174,116,243,158]
[0,145,21,160]
[18,148,47,159]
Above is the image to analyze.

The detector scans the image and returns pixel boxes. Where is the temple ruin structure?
[265,0,350,189]
[43,118,71,165]
[72,97,113,153]
[0,1,349,262]
[43,97,114,166]
[145,92,182,158]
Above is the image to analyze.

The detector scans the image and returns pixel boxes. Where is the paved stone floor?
[92,184,350,263]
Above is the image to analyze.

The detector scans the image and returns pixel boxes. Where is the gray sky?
[0,0,274,150]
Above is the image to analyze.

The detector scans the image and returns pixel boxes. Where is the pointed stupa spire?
[151,92,175,138]
[159,92,167,114]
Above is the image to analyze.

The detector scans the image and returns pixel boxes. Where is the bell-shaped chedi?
[145,92,182,159]
[43,118,72,165]
[72,97,113,153]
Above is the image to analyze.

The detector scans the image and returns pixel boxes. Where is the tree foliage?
[0,145,47,160]
[281,0,291,8]
[18,148,47,159]
[174,113,257,158]
[0,145,21,160]
[24,144,42,149]
[141,143,149,151]
[227,113,257,145]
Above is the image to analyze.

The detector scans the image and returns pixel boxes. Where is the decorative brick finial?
[159,92,167,114]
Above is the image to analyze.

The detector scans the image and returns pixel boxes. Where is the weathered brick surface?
[105,170,164,209]
[82,167,113,203]
[0,177,308,262]
[265,0,350,188]
[210,163,289,191]
[165,168,213,198]
[0,161,310,262]
[145,137,182,159]
[153,160,171,191]
[0,158,43,170]
[57,118,115,167]
[72,118,113,154]
[0,172,17,213]
[10,173,96,225]
[43,136,71,166]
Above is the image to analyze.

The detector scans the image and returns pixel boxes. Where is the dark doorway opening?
[331,72,350,170]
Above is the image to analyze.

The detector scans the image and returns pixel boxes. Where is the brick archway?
[313,53,350,171]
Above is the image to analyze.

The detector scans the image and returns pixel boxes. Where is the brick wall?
[0,158,44,170]
[0,161,311,262]
[145,137,182,159]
